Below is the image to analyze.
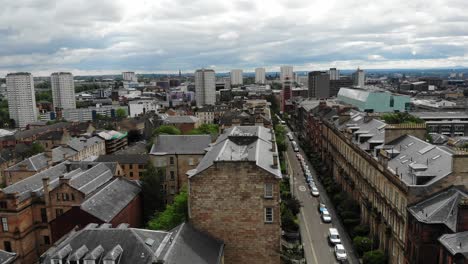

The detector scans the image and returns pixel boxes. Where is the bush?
[353,236,372,256]
[332,193,347,205]
[352,224,370,237]
[363,250,387,264]
[148,188,188,230]
[339,210,360,220]
[284,196,301,216]
[281,204,299,232]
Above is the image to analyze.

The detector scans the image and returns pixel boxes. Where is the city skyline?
[1,0,467,76]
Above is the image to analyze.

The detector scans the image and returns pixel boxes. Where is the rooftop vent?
[145,238,155,247]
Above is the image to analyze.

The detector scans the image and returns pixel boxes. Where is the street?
[285,129,359,264]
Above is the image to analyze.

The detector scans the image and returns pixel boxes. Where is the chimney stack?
[272,153,278,168]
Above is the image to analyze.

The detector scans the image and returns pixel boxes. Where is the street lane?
[285,129,359,264]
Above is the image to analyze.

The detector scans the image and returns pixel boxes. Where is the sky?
[1,0,468,76]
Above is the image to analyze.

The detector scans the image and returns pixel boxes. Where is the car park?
[321,210,332,223]
[311,186,320,197]
[334,244,347,261]
[328,228,341,245]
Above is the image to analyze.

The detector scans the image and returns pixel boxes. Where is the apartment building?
[50,72,76,110]
[95,131,128,154]
[96,154,149,180]
[6,73,37,128]
[0,161,128,263]
[150,135,211,204]
[195,105,229,124]
[189,126,282,264]
[411,112,468,137]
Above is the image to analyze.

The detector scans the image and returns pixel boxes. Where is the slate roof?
[67,136,104,152]
[438,232,468,257]
[408,188,468,232]
[96,154,149,165]
[13,122,71,140]
[2,161,118,202]
[0,250,17,264]
[190,126,282,178]
[36,130,66,141]
[115,141,147,155]
[164,115,199,124]
[150,135,211,155]
[5,153,49,172]
[41,222,224,264]
[81,177,141,222]
[52,147,78,163]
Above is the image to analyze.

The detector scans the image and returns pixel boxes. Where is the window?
[265,207,273,223]
[41,208,48,223]
[188,158,194,166]
[138,165,144,169]
[169,157,174,165]
[264,183,273,198]
[44,235,50,245]
[389,96,394,107]
[71,193,75,201]
[56,193,60,201]
[170,171,175,180]
[129,164,133,169]
[1,218,7,232]
[130,172,134,177]
[56,209,63,217]
[0,202,6,209]
[3,241,11,252]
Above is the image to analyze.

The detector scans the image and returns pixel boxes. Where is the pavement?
[285,128,359,264]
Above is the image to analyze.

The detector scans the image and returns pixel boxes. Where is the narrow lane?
[285,128,359,264]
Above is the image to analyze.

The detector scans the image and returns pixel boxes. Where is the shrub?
[284,196,301,215]
[352,224,370,237]
[281,204,299,232]
[363,250,387,264]
[353,236,372,256]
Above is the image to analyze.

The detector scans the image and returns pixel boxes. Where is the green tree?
[353,236,372,256]
[147,187,188,230]
[363,250,387,264]
[116,108,127,118]
[27,142,45,156]
[141,163,165,222]
[274,124,287,153]
[189,124,219,135]
[35,91,52,102]
[381,112,424,124]
[152,125,181,136]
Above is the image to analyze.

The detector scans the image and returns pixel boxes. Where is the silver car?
[334,244,347,261]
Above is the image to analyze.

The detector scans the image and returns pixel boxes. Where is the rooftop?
[150,135,211,155]
[96,154,149,165]
[438,232,468,257]
[190,126,281,178]
[5,153,49,172]
[41,222,224,264]
[164,115,199,124]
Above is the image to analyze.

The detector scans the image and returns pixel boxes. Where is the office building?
[195,69,216,107]
[329,68,339,80]
[337,87,411,112]
[352,68,365,87]
[189,126,282,264]
[230,69,243,86]
[281,78,293,112]
[51,72,76,110]
[122,71,137,82]
[308,71,330,98]
[330,77,353,97]
[280,66,293,82]
[255,67,266,84]
[6,72,38,128]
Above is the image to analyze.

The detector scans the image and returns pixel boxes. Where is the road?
[285,129,359,264]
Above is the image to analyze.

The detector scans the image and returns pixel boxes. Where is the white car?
[311,186,320,197]
[321,210,332,223]
[334,244,347,261]
[328,228,341,244]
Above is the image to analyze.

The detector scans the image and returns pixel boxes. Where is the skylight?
[418,145,435,155]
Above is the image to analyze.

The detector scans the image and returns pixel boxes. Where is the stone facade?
[189,162,281,264]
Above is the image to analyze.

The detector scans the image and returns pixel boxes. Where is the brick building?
[150,135,211,204]
[96,154,149,180]
[189,126,282,264]
[3,153,50,186]
[0,161,128,263]
[163,115,200,134]
[36,130,71,151]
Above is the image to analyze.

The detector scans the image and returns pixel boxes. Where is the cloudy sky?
[1,0,467,76]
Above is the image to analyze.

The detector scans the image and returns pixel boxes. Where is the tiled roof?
[52,147,78,163]
[164,115,199,124]
[5,153,49,172]
[96,154,149,164]
[81,177,141,222]
[67,136,104,152]
[41,222,223,264]
[191,126,282,178]
[150,135,211,155]
[409,188,468,232]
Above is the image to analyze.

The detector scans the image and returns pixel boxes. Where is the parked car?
[321,210,332,223]
[306,176,313,184]
[292,141,299,152]
[318,202,327,213]
[328,228,341,245]
[308,181,315,189]
[334,244,347,261]
[311,186,320,197]
[287,132,293,140]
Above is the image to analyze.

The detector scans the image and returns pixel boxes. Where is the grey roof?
[2,161,118,202]
[52,146,78,163]
[150,135,211,155]
[386,135,453,186]
[41,222,223,264]
[81,177,141,222]
[96,154,149,164]
[0,250,17,264]
[191,126,282,178]
[164,115,199,124]
[411,111,468,120]
[438,232,468,257]
[13,122,71,140]
[115,141,148,155]
[67,136,104,152]
[5,153,49,172]
[409,188,468,232]
[37,130,66,141]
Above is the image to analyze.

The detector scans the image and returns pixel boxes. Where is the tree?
[141,163,165,222]
[363,250,387,264]
[147,187,188,230]
[35,91,52,102]
[29,142,45,156]
[381,112,424,124]
[274,124,287,153]
[188,124,219,135]
[353,236,372,256]
[116,108,127,118]
[152,125,181,136]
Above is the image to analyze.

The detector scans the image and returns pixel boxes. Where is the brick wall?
[189,162,281,264]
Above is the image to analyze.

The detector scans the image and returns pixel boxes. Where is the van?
[328,228,341,245]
